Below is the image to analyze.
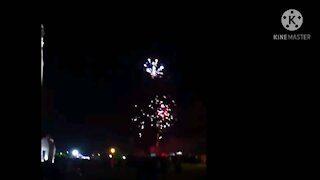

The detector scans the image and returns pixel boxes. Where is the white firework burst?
[144,58,164,79]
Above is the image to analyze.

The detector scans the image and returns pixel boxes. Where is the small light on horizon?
[81,156,90,160]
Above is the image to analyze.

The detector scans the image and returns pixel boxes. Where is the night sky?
[41,22,207,153]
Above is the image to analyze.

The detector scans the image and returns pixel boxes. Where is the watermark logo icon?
[281,9,303,31]
[274,9,310,40]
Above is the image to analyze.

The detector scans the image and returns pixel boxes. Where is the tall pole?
[41,24,44,84]
[156,132,159,153]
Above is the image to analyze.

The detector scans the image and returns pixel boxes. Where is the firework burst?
[143,58,164,79]
[131,95,177,140]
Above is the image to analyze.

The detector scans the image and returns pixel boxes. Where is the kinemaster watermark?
[273,9,311,40]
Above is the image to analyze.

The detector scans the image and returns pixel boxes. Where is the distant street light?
[110,148,115,154]
[72,149,79,157]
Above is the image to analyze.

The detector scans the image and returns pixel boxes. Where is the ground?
[82,163,206,179]
[43,161,206,179]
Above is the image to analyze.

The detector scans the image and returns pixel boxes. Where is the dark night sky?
[42,22,207,153]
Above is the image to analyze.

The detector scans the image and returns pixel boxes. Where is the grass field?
[44,160,206,179]
[82,163,206,179]
[159,163,206,180]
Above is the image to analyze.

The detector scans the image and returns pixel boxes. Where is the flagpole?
[41,24,44,84]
